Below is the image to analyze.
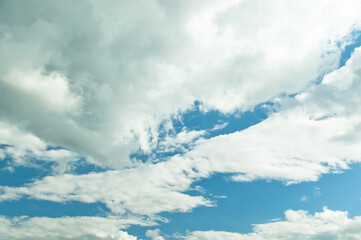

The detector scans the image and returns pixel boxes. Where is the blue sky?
[2,1,361,239]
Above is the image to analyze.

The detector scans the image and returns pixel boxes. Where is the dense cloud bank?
[1,0,361,168]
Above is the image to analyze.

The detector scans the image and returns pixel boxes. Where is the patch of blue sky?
[0,199,109,218]
[340,30,361,68]
[0,154,106,188]
[174,101,271,137]
[0,163,53,187]
[0,150,53,187]
[45,145,68,151]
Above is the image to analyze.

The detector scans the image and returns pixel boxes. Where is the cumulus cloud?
[1,0,361,169]
[0,215,140,240]
[185,207,361,240]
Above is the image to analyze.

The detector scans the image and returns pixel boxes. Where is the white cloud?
[182,46,361,184]
[185,207,361,240]
[2,69,81,114]
[3,46,361,219]
[2,2,361,237]
[0,121,78,173]
[210,122,228,131]
[1,0,361,169]
[158,129,206,154]
[186,110,360,184]
[0,156,212,216]
[146,229,165,240]
[2,46,361,229]
[0,215,140,240]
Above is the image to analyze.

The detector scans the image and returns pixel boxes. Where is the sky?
[2,0,361,239]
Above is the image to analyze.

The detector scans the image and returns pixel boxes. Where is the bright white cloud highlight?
[186,208,361,240]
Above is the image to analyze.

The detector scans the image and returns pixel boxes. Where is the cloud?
[185,207,361,240]
[2,1,361,238]
[0,215,141,240]
[186,110,357,184]
[182,46,361,184]
[158,129,206,154]
[2,46,361,227]
[301,196,308,202]
[0,156,212,216]
[1,70,81,114]
[1,0,361,169]
[146,229,165,240]
[0,121,78,173]
[2,46,361,221]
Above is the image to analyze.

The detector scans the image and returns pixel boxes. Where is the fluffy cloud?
[1,0,361,169]
[186,208,361,240]
[0,215,140,240]
[0,156,211,216]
